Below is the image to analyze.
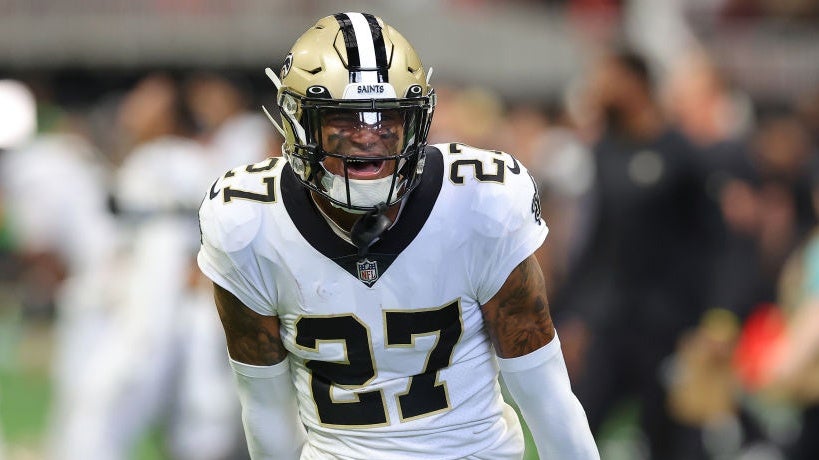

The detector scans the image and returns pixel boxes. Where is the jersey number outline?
[294,300,462,427]
[448,143,519,184]
[209,157,279,203]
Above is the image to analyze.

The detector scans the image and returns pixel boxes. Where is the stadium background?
[2,1,819,459]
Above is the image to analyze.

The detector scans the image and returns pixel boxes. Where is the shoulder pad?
[434,142,543,237]
[199,157,284,253]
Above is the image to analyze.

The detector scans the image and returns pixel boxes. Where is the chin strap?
[351,203,391,258]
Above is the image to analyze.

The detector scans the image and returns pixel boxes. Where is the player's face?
[319,109,405,180]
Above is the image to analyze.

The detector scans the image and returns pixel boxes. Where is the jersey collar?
[281,146,444,286]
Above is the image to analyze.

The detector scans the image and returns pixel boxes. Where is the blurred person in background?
[184,71,278,169]
[729,102,819,459]
[427,83,506,151]
[0,78,122,460]
[663,50,764,320]
[767,148,819,460]
[0,77,38,460]
[728,104,819,307]
[555,48,721,459]
[509,101,597,381]
[53,73,244,460]
[657,50,792,459]
[1,115,122,460]
[506,101,595,298]
[665,97,819,459]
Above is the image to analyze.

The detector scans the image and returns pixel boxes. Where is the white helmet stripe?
[344,12,378,84]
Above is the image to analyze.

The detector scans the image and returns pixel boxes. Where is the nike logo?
[209,180,220,200]
[507,156,521,175]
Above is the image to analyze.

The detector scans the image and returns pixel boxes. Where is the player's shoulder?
[434,141,506,162]
[432,141,537,197]
[432,142,530,185]
[430,142,544,233]
[198,156,285,253]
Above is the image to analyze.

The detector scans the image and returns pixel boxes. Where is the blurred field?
[0,319,172,460]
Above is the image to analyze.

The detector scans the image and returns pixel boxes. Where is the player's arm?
[214,283,287,365]
[213,283,306,460]
[481,255,600,460]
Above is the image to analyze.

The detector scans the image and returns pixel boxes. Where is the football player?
[198,12,598,460]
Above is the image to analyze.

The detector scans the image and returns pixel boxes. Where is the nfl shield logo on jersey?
[356,259,379,286]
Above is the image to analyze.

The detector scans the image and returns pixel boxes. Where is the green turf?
[0,368,51,444]
[132,426,167,460]
[0,366,166,459]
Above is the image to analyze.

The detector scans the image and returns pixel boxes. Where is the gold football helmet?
[264,12,436,213]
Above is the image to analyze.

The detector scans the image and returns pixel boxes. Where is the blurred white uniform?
[56,136,241,460]
[0,79,37,460]
[205,113,272,173]
[0,134,120,458]
[198,144,548,459]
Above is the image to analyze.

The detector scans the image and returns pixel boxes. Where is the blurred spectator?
[2,133,121,460]
[768,182,819,460]
[428,84,506,150]
[555,49,721,459]
[664,50,765,320]
[499,102,553,167]
[505,101,595,295]
[0,76,36,460]
[426,83,461,145]
[664,51,754,149]
[184,71,277,169]
[666,91,819,460]
[750,106,817,282]
[1,79,120,460]
[51,73,244,460]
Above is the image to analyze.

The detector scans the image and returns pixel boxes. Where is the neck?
[310,191,401,233]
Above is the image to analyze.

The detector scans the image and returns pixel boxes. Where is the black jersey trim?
[281,146,444,286]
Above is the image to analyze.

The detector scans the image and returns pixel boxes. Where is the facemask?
[320,170,397,213]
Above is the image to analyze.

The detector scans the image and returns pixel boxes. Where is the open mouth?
[346,158,386,178]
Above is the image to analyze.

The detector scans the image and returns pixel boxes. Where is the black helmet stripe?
[362,13,389,83]
[334,12,389,84]
[333,13,360,82]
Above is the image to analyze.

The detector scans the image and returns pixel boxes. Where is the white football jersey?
[198,143,548,460]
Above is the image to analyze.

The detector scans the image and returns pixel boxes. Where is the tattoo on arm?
[213,283,288,365]
[480,255,555,358]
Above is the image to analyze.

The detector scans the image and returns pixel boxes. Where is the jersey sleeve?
[469,152,549,304]
[197,175,278,316]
